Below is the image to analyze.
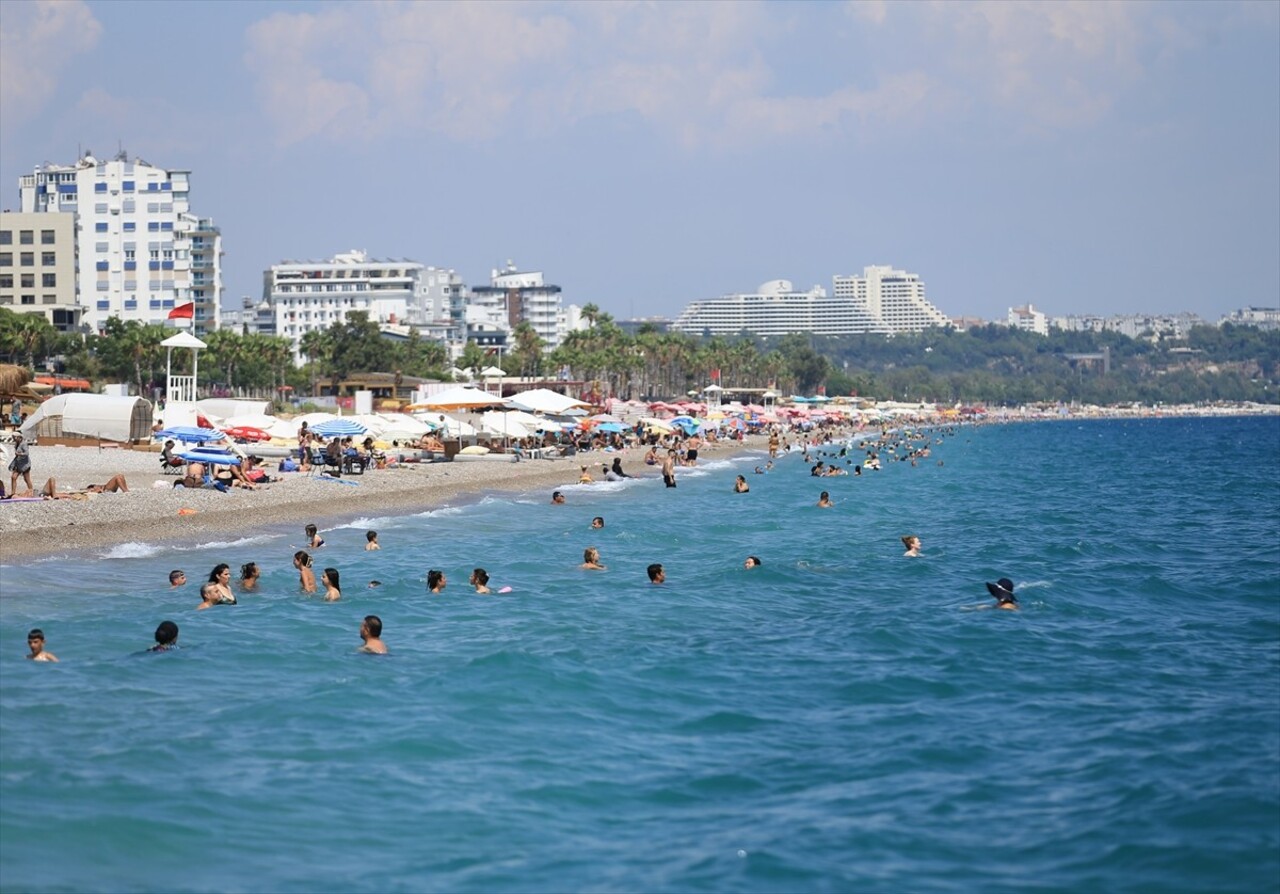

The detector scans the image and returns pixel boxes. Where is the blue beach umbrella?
[596,422,626,433]
[178,450,241,466]
[156,426,227,444]
[310,418,368,437]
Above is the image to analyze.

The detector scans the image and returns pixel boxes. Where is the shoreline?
[0,439,764,563]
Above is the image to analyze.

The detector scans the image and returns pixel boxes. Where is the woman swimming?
[294,551,317,594]
[470,568,492,594]
[427,569,447,594]
[734,475,750,493]
[321,567,341,602]
[239,562,260,590]
[207,564,236,603]
[817,491,833,508]
[902,535,921,557]
[305,524,325,549]
[581,547,606,571]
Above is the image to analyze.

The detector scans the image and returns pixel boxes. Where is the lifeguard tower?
[160,330,206,428]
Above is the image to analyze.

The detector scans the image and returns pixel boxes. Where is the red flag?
[710,368,720,381]
[168,302,194,320]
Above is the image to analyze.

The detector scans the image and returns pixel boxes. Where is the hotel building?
[469,262,565,350]
[0,210,82,331]
[831,265,950,333]
[17,151,223,334]
[672,280,881,337]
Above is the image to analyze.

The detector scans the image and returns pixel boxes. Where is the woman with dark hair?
[294,551,317,594]
[427,569,446,594]
[322,567,341,602]
[239,562,260,590]
[470,568,492,594]
[208,564,236,603]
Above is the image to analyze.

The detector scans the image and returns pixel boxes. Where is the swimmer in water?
[581,547,606,570]
[647,563,665,584]
[734,475,750,493]
[743,555,762,569]
[26,628,57,662]
[239,562,260,590]
[985,578,1019,610]
[169,569,187,588]
[150,620,180,652]
[817,491,833,508]
[368,580,382,589]
[208,564,236,604]
[359,615,387,654]
[902,535,921,557]
[322,567,342,602]
[365,530,380,551]
[196,582,223,611]
[305,524,325,549]
[591,516,605,529]
[294,550,317,594]
[427,569,447,594]
[470,568,492,594]
[551,490,566,505]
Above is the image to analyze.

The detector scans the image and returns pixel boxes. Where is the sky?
[1,0,1277,324]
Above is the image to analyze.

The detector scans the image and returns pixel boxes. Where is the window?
[124,261,136,271]
[21,294,35,305]
[42,294,56,305]
[0,253,10,266]
[96,261,109,271]
[147,183,158,191]
[95,222,108,233]
[95,182,107,193]
[42,274,56,287]
[0,275,10,288]
[20,252,33,266]
[0,231,10,245]
[161,182,171,191]
[124,249,135,260]
[160,222,173,231]
[21,274,34,287]
[95,203,108,214]
[19,230,33,244]
[123,222,136,232]
[41,230,54,244]
[41,252,55,266]
[122,181,135,192]
[148,222,160,232]
[95,241,109,252]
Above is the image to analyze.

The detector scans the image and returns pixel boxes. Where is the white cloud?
[0,0,101,123]
[242,0,933,149]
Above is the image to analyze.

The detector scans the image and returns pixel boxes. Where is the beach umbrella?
[410,386,505,411]
[311,418,368,437]
[595,422,626,433]
[178,449,240,466]
[156,426,227,444]
[221,425,272,442]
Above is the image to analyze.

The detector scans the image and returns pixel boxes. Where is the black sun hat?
[986,578,1017,602]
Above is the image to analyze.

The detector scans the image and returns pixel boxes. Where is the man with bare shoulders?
[360,615,387,654]
[26,629,57,662]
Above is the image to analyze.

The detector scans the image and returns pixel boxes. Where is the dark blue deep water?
[2,417,1278,893]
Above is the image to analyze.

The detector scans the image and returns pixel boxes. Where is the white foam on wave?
[98,542,165,559]
[410,504,466,519]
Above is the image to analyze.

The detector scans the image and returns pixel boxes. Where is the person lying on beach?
[26,628,57,662]
[294,551,317,593]
[581,547,606,571]
[176,461,206,490]
[31,475,129,499]
[359,615,387,654]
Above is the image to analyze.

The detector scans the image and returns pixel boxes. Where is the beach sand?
[0,439,759,562]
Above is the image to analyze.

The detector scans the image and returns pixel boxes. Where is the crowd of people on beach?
[21,422,1023,664]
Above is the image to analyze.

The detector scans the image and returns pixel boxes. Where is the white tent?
[195,399,271,423]
[410,386,505,411]
[505,388,590,415]
[21,394,154,443]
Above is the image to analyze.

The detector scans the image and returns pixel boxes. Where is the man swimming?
[359,615,388,654]
[26,629,58,662]
[365,531,381,551]
[647,563,665,584]
[169,569,187,588]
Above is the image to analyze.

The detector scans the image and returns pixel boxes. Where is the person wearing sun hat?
[986,578,1019,610]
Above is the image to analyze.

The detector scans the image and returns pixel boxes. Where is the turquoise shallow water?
[1,417,1278,893]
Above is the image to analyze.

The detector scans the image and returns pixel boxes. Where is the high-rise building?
[0,211,82,331]
[265,250,424,363]
[17,150,223,334]
[831,265,949,333]
[470,262,565,349]
[1008,304,1049,336]
[672,280,879,336]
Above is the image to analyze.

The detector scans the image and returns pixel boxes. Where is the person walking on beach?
[359,615,387,654]
[8,431,32,497]
[26,628,57,662]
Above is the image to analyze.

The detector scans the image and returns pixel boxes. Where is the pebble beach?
[0,439,754,562]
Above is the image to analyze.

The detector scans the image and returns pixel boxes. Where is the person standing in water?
[294,551,317,594]
[321,568,342,602]
[25,629,58,662]
[359,616,387,654]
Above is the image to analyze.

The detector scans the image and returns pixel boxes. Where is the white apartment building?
[672,280,880,337]
[1008,304,1049,335]
[266,250,427,363]
[1221,307,1280,331]
[832,265,950,333]
[0,211,82,331]
[17,151,222,334]
[470,262,565,349]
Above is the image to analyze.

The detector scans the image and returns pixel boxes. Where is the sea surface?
[1,416,1278,894]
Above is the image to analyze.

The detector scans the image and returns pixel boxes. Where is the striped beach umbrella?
[310,418,368,437]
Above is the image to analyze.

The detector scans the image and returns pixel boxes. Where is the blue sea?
[1,416,1278,894]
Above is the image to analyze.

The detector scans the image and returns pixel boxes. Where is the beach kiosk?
[161,330,206,429]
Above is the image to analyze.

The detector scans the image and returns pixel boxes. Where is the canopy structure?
[22,394,154,443]
[410,386,505,411]
[505,388,590,415]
